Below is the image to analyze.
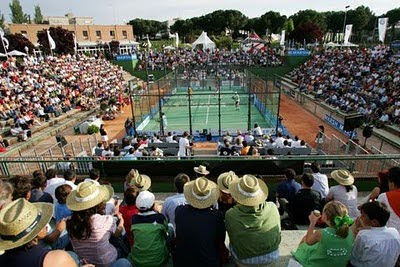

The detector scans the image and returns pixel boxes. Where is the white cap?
[136,190,155,210]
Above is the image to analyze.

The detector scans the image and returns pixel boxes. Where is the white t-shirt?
[178,137,189,157]
[44,177,66,202]
[350,227,400,267]
[327,185,360,219]
[166,136,174,143]
[311,172,329,198]
[377,193,400,233]
[275,137,286,148]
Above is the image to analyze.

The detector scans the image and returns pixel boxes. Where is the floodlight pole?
[247,74,251,131]
[188,76,193,135]
[342,5,350,43]
[218,79,221,137]
[157,80,164,135]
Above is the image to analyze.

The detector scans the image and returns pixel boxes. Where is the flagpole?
[47,30,54,57]
[0,37,8,59]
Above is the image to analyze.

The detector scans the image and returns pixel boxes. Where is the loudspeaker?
[343,114,364,132]
[362,125,373,139]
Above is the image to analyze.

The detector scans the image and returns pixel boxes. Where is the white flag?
[147,35,152,49]
[47,30,56,50]
[73,33,77,52]
[280,30,285,46]
[2,37,9,49]
[378,17,389,43]
[344,24,352,44]
[175,32,179,48]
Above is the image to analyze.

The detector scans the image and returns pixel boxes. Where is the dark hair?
[174,173,190,193]
[32,170,43,179]
[377,170,390,194]
[32,174,47,189]
[114,148,121,157]
[55,184,72,204]
[283,140,288,146]
[267,148,274,155]
[294,136,299,141]
[97,142,103,148]
[124,187,138,205]
[89,169,100,180]
[310,162,320,173]
[301,173,314,187]
[300,140,305,146]
[277,132,282,137]
[318,125,325,132]
[10,176,31,200]
[242,140,248,147]
[360,201,390,227]
[45,169,57,180]
[64,170,76,181]
[67,202,105,240]
[128,147,135,154]
[285,169,296,180]
[344,185,353,192]
[388,166,400,188]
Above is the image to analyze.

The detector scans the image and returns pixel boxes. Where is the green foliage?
[214,35,233,49]
[87,125,99,135]
[289,21,323,43]
[0,12,4,29]
[282,19,294,33]
[290,9,327,32]
[100,102,108,111]
[346,6,375,32]
[386,8,400,26]
[0,33,34,54]
[33,5,43,24]
[9,0,28,23]
[109,40,120,55]
[128,19,167,40]
[37,27,75,55]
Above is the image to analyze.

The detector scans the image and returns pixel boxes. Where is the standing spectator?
[315,125,325,153]
[253,123,263,136]
[326,170,360,220]
[350,201,400,267]
[217,171,239,216]
[119,187,139,246]
[310,162,329,200]
[226,175,281,266]
[175,177,225,267]
[178,131,192,158]
[162,173,190,228]
[377,166,400,233]
[100,124,109,146]
[128,191,170,266]
[291,201,354,266]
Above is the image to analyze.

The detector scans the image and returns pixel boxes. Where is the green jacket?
[225,202,281,260]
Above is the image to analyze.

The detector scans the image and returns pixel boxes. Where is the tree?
[386,8,400,41]
[282,18,294,33]
[0,33,34,54]
[289,21,323,43]
[0,12,5,29]
[37,27,74,55]
[9,0,28,24]
[260,11,287,35]
[34,5,43,24]
[128,18,167,39]
[214,35,233,49]
[290,9,327,32]
[109,40,120,55]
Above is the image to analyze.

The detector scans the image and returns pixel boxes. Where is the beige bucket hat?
[217,171,239,194]
[184,177,219,209]
[129,169,151,191]
[0,198,53,251]
[194,165,210,175]
[229,175,269,206]
[66,180,114,211]
[331,169,354,186]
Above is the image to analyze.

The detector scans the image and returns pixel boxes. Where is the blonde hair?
[323,201,350,238]
[125,169,137,185]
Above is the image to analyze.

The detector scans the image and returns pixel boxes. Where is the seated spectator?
[368,170,390,202]
[119,187,139,246]
[241,140,250,155]
[150,146,164,158]
[0,179,13,210]
[291,136,301,148]
[244,131,254,143]
[217,171,239,216]
[175,177,225,267]
[123,148,137,160]
[128,191,170,266]
[123,169,136,192]
[219,141,232,156]
[226,175,281,266]
[44,169,65,201]
[291,201,354,266]
[66,181,131,267]
[166,132,174,143]
[287,173,322,225]
[94,142,104,156]
[9,175,31,201]
[129,170,151,192]
[30,173,54,203]
[0,199,78,267]
[84,168,101,185]
[54,184,73,222]
[253,123,263,136]
[326,170,360,220]
[275,132,285,148]
[63,169,77,190]
[162,173,190,228]
[277,168,301,203]
[377,166,400,233]
[311,162,329,199]
[350,201,400,267]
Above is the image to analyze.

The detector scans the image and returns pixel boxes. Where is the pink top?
[70,214,117,267]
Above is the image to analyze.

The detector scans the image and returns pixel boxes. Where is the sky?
[0,0,398,25]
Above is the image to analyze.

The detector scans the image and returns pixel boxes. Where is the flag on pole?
[47,30,56,50]
[2,36,9,50]
[378,17,389,43]
[147,35,152,49]
[280,30,285,46]
[175,32,179,48]
[73,33,77,53]
[344,24,352,44]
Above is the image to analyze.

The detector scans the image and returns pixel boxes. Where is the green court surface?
[142,88,277,132]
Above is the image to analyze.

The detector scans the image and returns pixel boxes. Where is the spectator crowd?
[0,165,399,267]
[291,46,400,128]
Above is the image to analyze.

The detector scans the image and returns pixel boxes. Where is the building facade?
[8,24,136,54]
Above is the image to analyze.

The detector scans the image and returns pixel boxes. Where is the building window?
[122,30,127,39]
[96,30,101,38]
[110,30,115,39]
[83,30,89,39]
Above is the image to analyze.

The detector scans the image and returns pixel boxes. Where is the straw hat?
[229,175,269,206]
[136,191,155,210]
[217,171,239,194]
[66,180,114,211]
[184,177,219,209]
[129,169,151,191]
[0,198,53,251]
[194,165,209,175]
[331,169,354,186]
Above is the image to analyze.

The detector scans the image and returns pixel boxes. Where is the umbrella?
[7,50,27,56]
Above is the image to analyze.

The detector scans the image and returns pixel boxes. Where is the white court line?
[205,94,211,124]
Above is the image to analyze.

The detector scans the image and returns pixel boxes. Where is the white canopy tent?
[8,50,27,56]
[191,32,216,51]
[342,42,359,47]
[164,45,175,50]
